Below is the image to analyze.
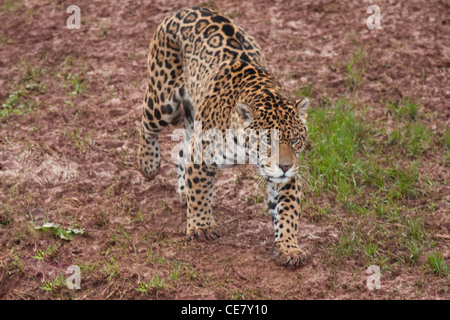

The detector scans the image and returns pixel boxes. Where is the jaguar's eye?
[291,138,299,145]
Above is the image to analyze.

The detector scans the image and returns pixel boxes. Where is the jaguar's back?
[150,7,267,105]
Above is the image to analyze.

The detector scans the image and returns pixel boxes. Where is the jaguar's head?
[235,96,309,184]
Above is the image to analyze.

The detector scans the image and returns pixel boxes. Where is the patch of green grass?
[1,64,47,119]
[298,93,440,277]
[65,72,88,96]
[104,257,120,281]
[169,268,180,282]
[387,96,420,122]
[387,124,432,157]
[1,89,30,118]
[300,96,424,205]
[136,274,169,294]
[32,249,46,261]
[31,243,60,262]
[345,201,369,216]
[22,65,45,82]
[427,251,449,277]
[307,205,330,222]
[40,273,66,293]
[364,240,380,260]
[386,163,420,200]
[405,239,422,265]
[334,230,362,259]
[299,97,367,199]
[346,46,365,91]
[11,255,24,275]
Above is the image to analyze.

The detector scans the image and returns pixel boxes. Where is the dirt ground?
[0,0,449,299]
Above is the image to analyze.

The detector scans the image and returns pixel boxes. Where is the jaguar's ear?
[295,97,309,121]
[236,102,254,126]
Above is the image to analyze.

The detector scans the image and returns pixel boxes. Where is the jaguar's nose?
[279,163,293,173]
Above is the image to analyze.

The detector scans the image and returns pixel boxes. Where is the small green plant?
[65,72,87,96]
[387,97,420,121]
[40,281,53,292]
[31,243,60,262]
[346,47,365,90]
[136,274,169,294]
[132,209,146,224]
[406,240,421,265]
[104,257,120,281]
[364,240,379,259]
[427,251,449,276]
[334,231,361,259]
[39,274,66,293]
[387,163,419,200]
[35,222,85,241]
[169,269,180,282]
[12,255,24,275]
[32,250,46,261]
[1,90,29,118]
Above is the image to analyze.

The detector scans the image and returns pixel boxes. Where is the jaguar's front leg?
[267,175,311,267]
[185,163,221,241]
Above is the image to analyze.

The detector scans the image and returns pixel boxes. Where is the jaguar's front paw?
[137,157,160,180]
[186,225,222,242]
[274,242,311,268]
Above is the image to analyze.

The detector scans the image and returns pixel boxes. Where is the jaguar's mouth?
[259,166,296,184]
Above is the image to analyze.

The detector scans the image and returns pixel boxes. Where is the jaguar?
[137,6,310,267]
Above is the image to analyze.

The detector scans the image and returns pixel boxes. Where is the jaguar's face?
[236,97,309,184]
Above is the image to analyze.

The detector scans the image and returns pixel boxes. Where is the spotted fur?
[138,7,310,267]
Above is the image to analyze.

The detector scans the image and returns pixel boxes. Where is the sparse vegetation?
[428,251,449,277]
[299,90,445,280]
[345,46,365,91]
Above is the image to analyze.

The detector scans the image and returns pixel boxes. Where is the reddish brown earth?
[0,0,449,299]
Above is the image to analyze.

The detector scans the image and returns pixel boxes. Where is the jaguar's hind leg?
[138,26,183,179]
[138,86,183,179]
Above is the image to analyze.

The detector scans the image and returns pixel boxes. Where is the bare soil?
[0,0,449,299]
